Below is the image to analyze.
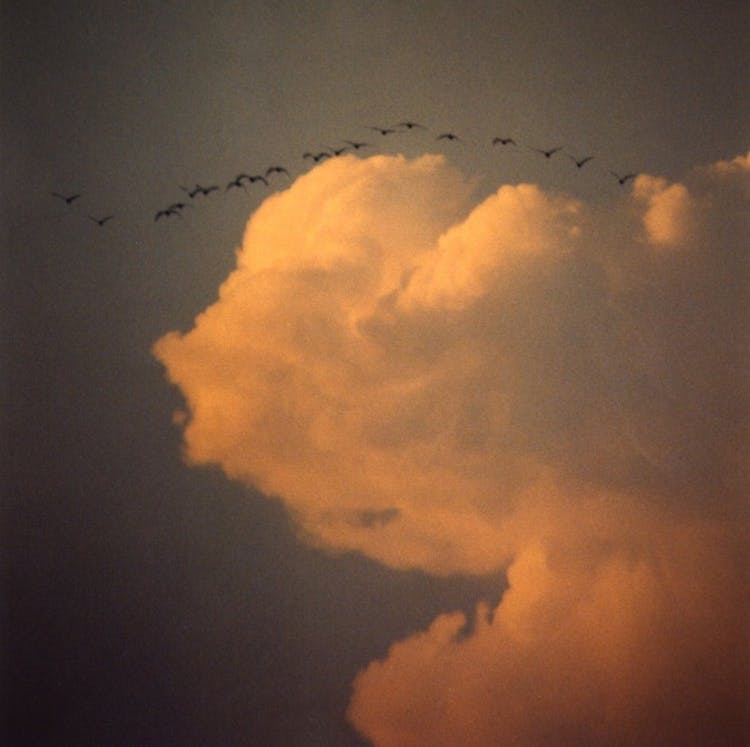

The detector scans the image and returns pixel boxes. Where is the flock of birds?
[51,121,639,229]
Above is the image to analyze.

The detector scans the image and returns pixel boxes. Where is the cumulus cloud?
[349,519,747,746]
[632,174,696,247]
[154,151,749,744]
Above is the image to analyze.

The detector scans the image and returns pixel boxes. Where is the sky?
[3,1,748,745]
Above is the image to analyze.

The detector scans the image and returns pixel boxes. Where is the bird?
[167,202,190,212]
[395,121,426,130]
[245,174,269,186]
[88,215,113,226]
[568,154,594,168]
[226,176,247,191]
[182,183,214,198]
[303,151,331,163]
[529,146,562,158]
[323,146,349,156]
[344,140,370,150]
[611,171,637,185]
[155,208,180,221]
[265,166,290,178]
[192,184,219,197]
[437,132,460,141]
[491,137,516,146]
[52,192,81,205]
[368,126,397,136]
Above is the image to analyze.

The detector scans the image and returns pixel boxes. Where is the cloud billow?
[154,151,749,745]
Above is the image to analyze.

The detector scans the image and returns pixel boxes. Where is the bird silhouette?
[437,132,460,141]
[323,146,349,156]
[265,166,290,178]
[245,174,269,186]
[368,126,397,136]
[180,184,219,200]
[529,146,562,158]
[344,140,370,150]
[192,184,219,197]
[303,151,331,163]
[611,171,637,185]
[226,177,247,191]
[491,137,516,146]
[88,215,113,226]
[569,155,594,168]
[395,121,426,130]
[52,192,81,205]
[167,202,190,212]
[155,208,180,221]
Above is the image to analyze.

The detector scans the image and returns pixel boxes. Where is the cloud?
[154,151,749,744]
[349,520,747,746]
[632,174,696,247]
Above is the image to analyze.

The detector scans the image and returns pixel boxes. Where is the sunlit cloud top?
[155,151,747,573]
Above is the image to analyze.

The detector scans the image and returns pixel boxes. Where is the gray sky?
[3,1,747,744]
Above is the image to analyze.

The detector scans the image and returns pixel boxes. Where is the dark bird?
[266,166,290,178]
[52,192,81,205]
[344,140,370,150]
[611,171,637,185]
[368,126,397,136]
[155,208,180,221]
[303,151,331,163]
[245,174,269,186]
[167,202,190,212]
[530,146,562,158]
[491,137,516,146]
[192,184,219,197]
[88,215,113,226]
[569,155,594,168]
[226,176,247,191]
[324,146,349,156]
[436,132,460,141]
[395,121,426,130]
[181,183,216,197]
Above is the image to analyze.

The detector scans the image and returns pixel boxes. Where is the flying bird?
[569,154,594,168]
[529,146,562,158]
[344,140,370,150]
[88,215,113,226]
[491,137,516,146]
[192,184,219,197]
[437,132,460,141]
[167,202,190,212]
[226,176,247,191]
[245,174,269,186]
[265,166,290,178]
[323,146,349,156]
[52,192,81,205]
[180,183,217,197]
[395,121,426,130]
[368,126,397,136]
[155,208,180,221]
[611,171,637,185]
[303,151,331,163]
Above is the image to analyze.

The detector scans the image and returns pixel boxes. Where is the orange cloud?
[633,174,696,247]
[349,517,748,746]
[154,151,749,744]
